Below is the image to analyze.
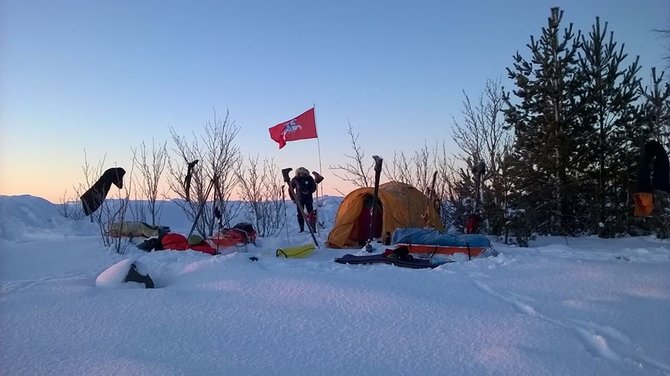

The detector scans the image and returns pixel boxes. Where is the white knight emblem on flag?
[281,119,302,138]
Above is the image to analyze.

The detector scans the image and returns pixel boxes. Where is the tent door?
[355,195,383,245]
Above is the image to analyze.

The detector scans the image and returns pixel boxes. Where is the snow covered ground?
[1,195,669,375]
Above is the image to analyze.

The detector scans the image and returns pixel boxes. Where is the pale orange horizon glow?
[0,170,353,205]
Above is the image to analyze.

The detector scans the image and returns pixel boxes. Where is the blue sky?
[1,0,668,202]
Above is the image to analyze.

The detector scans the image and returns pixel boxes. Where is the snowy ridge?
[0,195,98,242]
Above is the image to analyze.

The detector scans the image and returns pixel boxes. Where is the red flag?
[269,108,318,149]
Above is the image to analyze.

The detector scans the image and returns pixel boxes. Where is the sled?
[276,244,316,258]
[392,228,492,258]
[394,244,489,257]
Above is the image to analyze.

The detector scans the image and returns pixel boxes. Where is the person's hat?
[296,167,309,176]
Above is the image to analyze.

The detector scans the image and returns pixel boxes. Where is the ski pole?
[366,155,383,252]
[282,186,289,242]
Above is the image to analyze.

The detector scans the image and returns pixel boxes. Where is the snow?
[1,195,669,375]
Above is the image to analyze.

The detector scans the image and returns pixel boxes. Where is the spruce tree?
[639,68,670,147]
[578,17,641,236]
[503,7,585,235]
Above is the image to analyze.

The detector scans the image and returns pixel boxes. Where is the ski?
[282,167,320,247]
[334,254,447,269]
[366,155,383,252]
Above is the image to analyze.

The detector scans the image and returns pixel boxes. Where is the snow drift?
[0,195,669,375]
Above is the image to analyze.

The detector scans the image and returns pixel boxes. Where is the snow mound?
[95,259,153,288]
[95,259,136,288]
[0,195,97,242]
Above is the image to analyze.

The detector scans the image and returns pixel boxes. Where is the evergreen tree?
[578,17,642,236]
[639,68,670,147]
[503,7,586,235]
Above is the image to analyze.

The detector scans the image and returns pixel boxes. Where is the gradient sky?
[1,0,668,203]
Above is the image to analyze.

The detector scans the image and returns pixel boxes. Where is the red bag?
[161,233,216,255]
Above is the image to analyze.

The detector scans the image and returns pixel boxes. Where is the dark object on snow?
[233,222,255,235]
[80,167,126,216]
[334,248,447,269]
[385,245,410,259]
[124,263,154,288]
[136,237,164,252]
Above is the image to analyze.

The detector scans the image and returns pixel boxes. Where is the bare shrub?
[132,139,168,225]
[384,143,433,193]
[59,189,85,221]
[166,110,241,237]
[450,78,513,234]
[236,156,285,237]
[76,150,134,252]
[329,122,372,190]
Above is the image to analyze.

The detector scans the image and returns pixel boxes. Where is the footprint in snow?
[575,327,620,362]
[472,280,538,316]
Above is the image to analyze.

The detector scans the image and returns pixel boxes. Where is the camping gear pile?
[323,155,497,264]
[87,155,502,290]
[134,222,257,255]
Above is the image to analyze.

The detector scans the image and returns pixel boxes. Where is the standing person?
[290,167,317,232]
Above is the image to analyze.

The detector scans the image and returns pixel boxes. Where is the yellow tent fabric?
[327,181,443,248]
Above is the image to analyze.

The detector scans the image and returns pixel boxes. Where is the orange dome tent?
[327,181,443,248]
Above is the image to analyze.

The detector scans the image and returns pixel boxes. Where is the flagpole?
[313,104,324,185]
[313,104,324,235]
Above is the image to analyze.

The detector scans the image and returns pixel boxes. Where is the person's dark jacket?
[636,141,670,194]
[80,167,126,215]
[290,174,317,202]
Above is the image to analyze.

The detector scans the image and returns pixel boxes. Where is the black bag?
[137,237,164,252]
[233,222,255,233]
